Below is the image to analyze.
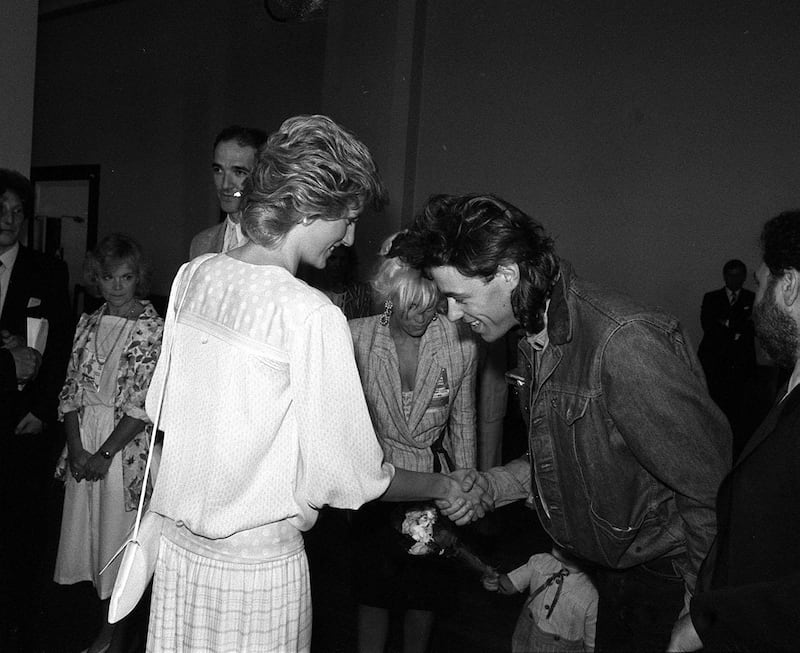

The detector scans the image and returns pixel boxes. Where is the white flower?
[401,507,438,552]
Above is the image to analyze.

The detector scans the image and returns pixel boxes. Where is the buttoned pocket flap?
[550,394,590,426]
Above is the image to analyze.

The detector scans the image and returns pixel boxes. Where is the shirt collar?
[0,242,20,270]
[526,298,551,352]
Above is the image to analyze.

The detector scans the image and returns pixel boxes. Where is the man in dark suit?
[0,168,73,647]
[0,345,41,433]
[669,211,800,652]
[698,259,757,455]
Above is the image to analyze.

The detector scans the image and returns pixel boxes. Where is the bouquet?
[399,504,493,577]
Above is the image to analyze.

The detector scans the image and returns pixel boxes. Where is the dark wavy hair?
[761,211,800,277]
[389,194,559,333]
[213,125,268,151]
[84,233,151,298]
[0,168,34,220]
[241,114,387,248]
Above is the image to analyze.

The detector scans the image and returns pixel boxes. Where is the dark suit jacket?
[698,287,756,378]
[691,384,800,651]
[0,245,72,430]
[0,350,16,435]
[0,349,14,392]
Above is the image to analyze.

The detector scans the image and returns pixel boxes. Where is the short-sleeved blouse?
[147,254,394,538]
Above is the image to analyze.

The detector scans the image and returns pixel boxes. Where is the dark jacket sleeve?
[0,349,15,393]
[691,573,800,652]
[25,256,73,425]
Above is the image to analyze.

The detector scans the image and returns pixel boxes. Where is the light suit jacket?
[189,222,225,259]
[349,315,478,472]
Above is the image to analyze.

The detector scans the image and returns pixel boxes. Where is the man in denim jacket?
[392,194,731,652]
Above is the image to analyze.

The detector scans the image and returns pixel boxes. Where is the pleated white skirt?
[146,519,310,652]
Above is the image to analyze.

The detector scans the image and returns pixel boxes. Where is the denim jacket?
[487,262,731,593]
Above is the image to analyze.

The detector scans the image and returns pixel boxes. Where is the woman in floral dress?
[54,234,163,653]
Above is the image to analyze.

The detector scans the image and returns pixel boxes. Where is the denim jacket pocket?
[548,392,652,567]
[550,393,590,426]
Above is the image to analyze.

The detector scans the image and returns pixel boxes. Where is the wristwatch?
[100,450,112,460]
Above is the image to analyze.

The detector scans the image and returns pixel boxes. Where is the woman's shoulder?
[76,304,104,332]
[137,300,165,327]
[348,314,381,339]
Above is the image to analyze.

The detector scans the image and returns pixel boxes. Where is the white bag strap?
[100,258,203,574]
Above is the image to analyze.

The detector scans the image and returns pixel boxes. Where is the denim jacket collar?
[546,259,573,346]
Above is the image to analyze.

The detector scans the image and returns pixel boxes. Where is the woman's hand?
[82,451,113,482]
[435,469,494,525]
[68,447,91,482]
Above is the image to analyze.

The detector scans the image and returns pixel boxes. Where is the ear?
[495,263,520,289]
[780,268,800,307]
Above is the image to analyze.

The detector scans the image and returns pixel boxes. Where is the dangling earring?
[431,313,438,322]
[379,299,393,326]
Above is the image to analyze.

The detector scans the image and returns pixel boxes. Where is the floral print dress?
[53,301,163,598]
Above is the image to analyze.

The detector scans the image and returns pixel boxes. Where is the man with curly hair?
[391,193,731,652]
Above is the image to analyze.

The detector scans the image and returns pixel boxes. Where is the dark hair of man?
[85,233,151,298]
[389,193,559,333]
[213,125,269,151]
[761,211,800,277]
[0,168,34,219]
[723,259,746,275]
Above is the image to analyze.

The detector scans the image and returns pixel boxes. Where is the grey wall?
[33,0,326,293]
[1,0,39,173]
[33,0,800,347]
[322,0,800,346]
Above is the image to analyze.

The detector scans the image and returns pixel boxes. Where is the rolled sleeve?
[486,455,531,507]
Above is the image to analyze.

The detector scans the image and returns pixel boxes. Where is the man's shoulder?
[190,222,225,258]
[703,287,726,300]
[569,273,677,329]
[15,246,67,277]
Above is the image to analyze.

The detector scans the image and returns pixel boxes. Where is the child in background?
[483,546,598,652]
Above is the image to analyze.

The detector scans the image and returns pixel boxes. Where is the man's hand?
[435,469,494,525]
[1,329,25,349]
[15,412,44,435]
[667,614,703,652]
[452,468,494,511]
[10,345,42,383]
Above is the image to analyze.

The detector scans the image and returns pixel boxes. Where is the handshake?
[435,468,494,526]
